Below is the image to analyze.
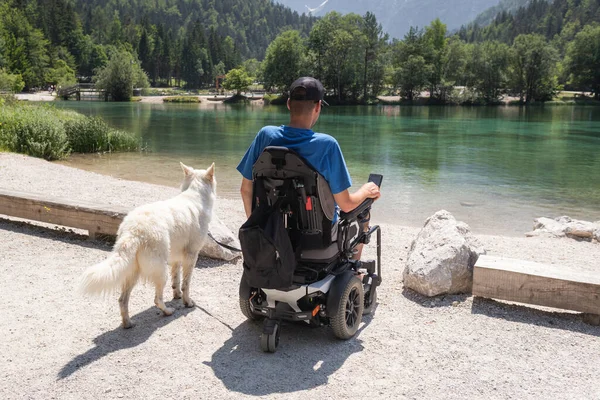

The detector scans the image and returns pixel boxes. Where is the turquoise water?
[56,102,600,235]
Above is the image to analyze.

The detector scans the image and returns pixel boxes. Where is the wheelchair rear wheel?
[331,276,364,339]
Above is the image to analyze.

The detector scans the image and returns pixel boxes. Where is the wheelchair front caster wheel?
[260,320,280,353]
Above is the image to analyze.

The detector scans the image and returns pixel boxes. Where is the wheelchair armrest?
[339,198,373,222]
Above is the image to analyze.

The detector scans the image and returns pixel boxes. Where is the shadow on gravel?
[57,303,195,380]
[401,287,470,307]
[205,314,374,395]
[471,297,600,337]
[0,217,111,251]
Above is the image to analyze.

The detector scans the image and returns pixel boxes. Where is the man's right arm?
[333,182,380,213]
[240,178,253,218]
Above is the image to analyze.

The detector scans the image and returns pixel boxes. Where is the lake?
[55,102,600,236]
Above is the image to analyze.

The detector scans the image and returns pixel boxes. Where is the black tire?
[239,296,262,321]
[331,276,364,340]
[363,286,377,315]
[239,277,263,321]
[260,324,279,353]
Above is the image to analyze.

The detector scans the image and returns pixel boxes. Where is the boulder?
[199,216,241,261]
[527,216,599,241]
[403,210,485,297]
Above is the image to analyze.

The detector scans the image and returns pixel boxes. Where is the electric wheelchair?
[238,146,382,353]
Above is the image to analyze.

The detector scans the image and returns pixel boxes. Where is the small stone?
[452,301,459,307]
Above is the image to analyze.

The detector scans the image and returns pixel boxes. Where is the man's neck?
[287,117,312,130]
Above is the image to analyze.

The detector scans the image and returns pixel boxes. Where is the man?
[237,77,380,258]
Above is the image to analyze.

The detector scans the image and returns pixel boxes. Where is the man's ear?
[180,162,194,176]
[205,162,215,180]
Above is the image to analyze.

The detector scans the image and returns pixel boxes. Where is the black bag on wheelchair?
[239,200,297,289]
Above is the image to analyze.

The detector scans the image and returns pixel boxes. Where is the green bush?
[0,105,70,160]
[0,103,141,160]
[107,128,140,152]
[64,117,110,153]
[65,116,141,153]
[163,96,201,103]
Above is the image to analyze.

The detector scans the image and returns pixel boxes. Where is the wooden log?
[473,255,600,316]
[0,189,127,238]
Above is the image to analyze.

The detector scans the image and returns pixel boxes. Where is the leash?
[208,232,243,252]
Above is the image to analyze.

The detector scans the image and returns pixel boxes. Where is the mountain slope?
[275,0,502,39]
[470,0,531,27]
[73,0,316,60]
[457,0,600,49]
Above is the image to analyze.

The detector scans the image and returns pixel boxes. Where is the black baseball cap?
[289,77,329,105]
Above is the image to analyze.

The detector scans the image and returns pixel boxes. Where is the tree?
[263,30,307,92]
[181,21,212,89]
[466,41,510,103]
[361,12,387,100]
[0,69,25,92]
[222,68,253,95]
[392,27,430,101]
[394,55,430,101]
[241,58,261,81]
[422,19,466,102]
[565,25,600,99]
[94,50,149,101]
[509,34,559,103]
[45,59,76,88]
[0,4,50,89]
[308,12,365,102]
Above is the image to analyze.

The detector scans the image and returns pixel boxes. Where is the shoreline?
[15,91,599,107]
[1,151,600,398]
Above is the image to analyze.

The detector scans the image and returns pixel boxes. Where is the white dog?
[79,162,216,328]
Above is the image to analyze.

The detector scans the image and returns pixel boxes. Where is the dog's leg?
[119,273,138,329]
[154,268,175,316]
[181,252,199,308]
[171,262,182,299]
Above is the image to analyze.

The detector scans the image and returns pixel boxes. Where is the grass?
[163,96,201,103]
[0,101,142,161]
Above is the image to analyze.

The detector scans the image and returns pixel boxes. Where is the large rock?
[526,216,599,241]
[403,210,485,297]
[199,216,241,261]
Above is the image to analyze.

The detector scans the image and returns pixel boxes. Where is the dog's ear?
[205,162,215,181]
[180,162,194,176]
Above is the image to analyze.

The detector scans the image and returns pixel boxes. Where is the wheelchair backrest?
[252,146,336,250]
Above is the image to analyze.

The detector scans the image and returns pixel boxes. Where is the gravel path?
[1,153,599,399]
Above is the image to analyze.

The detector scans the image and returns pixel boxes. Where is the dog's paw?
[184,298,195,308]
[173,291,182,300]
[122,320,135,329]
[163,307,175,316]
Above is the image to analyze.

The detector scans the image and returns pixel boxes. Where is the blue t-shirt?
[237,125,352,194]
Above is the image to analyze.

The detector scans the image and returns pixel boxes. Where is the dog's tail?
[79,234,141,296]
